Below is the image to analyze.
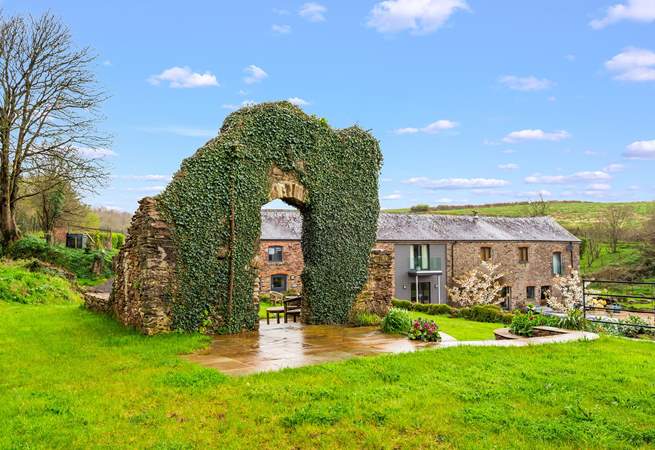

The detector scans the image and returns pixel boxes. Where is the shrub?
[599,316,653,338]
[510,312,559,337]
[392,299,413,310]
[350,312,382,327]
[0,259,81,305]
[259,293,271,303]
[407,318,441,342]
[391,298,512,324]
[381,308,412,334]
[558,309,588,331]
[6,235,115,281]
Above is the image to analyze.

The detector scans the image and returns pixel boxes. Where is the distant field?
[386,201,655,232]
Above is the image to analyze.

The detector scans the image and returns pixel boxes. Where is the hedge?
[391,299,514,324]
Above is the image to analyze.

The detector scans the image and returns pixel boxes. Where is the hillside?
[386,201,655,233]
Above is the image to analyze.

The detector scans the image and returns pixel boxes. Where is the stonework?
[447,241,580,309]
[351,245,395,317]
[108,197,176,335]
[258,240,304,293]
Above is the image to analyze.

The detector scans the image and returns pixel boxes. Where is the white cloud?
[404,177,510,190]
[299,2,327,22]
[77,147,117,158]
[138,126,216,138]
[243,65,268,84]
[605,47,655,82]
[222,100,257,110]
[382,193,402,200]
[519,190,552,198]
[435,197,454,203]
[287,97,310,106]
[102,60,112,66]
[394,119,458,135]
[590,0,655,29]
[603,163,625,172]
[587,183,612,191]
[525,170,612,184]
[148,66,219,88]
[499,75,553,91]
[497,163,519,170]
[502,129,571,143]
[272,24,291,34]
[367,0,469,34]
[584,149,602,156]
[623,139,655,159]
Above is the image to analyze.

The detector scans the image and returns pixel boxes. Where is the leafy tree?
[527,194,549,217]
[603,206,633,253]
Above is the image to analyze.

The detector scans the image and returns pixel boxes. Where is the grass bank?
[1,301,653,449]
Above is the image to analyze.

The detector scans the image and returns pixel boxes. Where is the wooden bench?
[266,306,285,324]
[283,296,302,323]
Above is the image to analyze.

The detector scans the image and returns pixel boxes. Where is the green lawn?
[404,310,500,340]
[2,302,654,449]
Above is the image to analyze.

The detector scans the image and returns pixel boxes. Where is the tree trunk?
[0,183,18,246]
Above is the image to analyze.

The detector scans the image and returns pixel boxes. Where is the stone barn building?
[259,210,580,309]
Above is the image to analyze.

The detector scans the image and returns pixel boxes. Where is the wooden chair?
[283,296,302,323]
[269,291,284,305]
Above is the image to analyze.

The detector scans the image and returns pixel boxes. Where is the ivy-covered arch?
[137,101,382,333]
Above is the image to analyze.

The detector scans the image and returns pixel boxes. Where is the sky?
[8,0,655,212]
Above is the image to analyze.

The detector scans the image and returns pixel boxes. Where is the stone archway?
[109,101,388,335]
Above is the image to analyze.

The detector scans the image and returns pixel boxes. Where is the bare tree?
[528,194,549,217]
[0,12,108,245]
[604,205,633,253]
[583,226,602,268]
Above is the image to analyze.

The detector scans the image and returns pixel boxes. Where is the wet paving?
[186,321,454,376]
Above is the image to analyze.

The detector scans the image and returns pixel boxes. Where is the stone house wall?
[258,240,304,293]
[447,240,580,308]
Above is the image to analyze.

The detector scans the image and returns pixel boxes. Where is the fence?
[582,279,655,330]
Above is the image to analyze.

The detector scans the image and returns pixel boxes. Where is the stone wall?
[447,241,580,309]
[108,197,176,335]
[351,245,395,318]
[257,240,304,293]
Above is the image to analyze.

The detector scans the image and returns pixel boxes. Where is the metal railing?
[408,257,442,271]
[582,279,655,330]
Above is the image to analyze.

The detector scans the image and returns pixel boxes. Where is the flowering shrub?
[447,261,505,307]
[595,315,653,338]
[548,269,583,312]
[407,318,441,342]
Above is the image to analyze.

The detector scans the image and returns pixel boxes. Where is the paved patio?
[185,321,455,376]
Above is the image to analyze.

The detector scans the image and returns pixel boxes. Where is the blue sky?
[9,0,655,212]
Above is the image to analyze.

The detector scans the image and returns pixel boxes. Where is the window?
[481,247,492,261]
[411,281,431,303]
[500,286,512,309]
[552,252,562,275]
[271,274,287,292]
[267,246,283,262]
[540,286,551,300]
[519,247,529,263]
[526,286,535,300]
[409,244,429,270]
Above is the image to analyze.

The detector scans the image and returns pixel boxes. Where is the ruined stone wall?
[257,240,304,293]
[109,197,176,335]
[351,245,395,318]
[447,241,580,309]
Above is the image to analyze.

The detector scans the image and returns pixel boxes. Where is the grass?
[0,259,82,304]
[386,200,655,233]
[404,310,500,340]
[580,242,645,277]
[2,300,654,448]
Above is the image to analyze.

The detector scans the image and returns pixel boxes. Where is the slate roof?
[260,209,580,242]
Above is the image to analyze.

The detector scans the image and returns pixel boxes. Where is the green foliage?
[6,235,115,281]
[509,312,560,337]
[407,318,441,342]
[596,315,654,338]
[0,260,81,304]
[381,307,412,334]
[350,311,382,327]
[558,309,588,331]
[391,299,513,324]
[157,102,381,332]
[409,204,430,213]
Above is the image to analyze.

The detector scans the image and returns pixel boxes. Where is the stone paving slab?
[185,320,596,376]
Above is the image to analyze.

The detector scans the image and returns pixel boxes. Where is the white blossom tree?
[547,269,583,312]
[447,261,505,307]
